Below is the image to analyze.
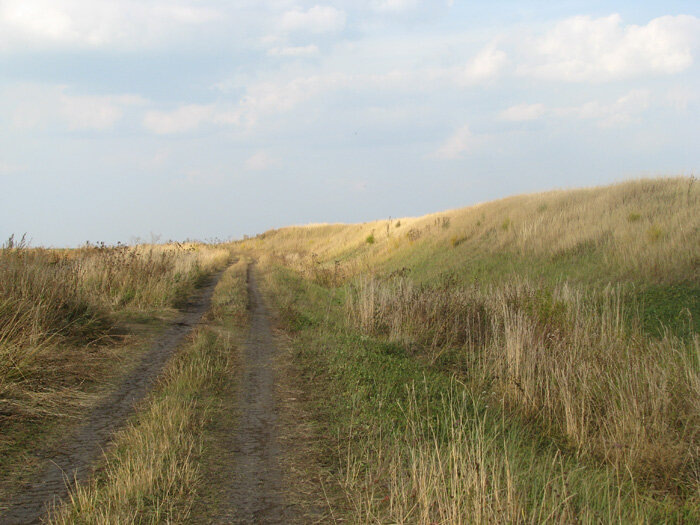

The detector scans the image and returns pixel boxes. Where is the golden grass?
[0,240,229,458]
[346,276,700,494]
[49,259,248,524]
[241,177,699,284]
[0,241,228,368]
[237,177,700,518]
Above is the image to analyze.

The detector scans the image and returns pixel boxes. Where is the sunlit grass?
[239,177,700,521]
[49,259,248,524]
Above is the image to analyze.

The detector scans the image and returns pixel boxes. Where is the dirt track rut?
[0,270,225,525]
[217,263,291,524]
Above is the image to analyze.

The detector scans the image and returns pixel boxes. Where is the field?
[0,240,230,520]
[239,177,699,522]
[0,177,698,523]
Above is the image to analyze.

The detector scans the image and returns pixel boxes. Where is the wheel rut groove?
[0,269,227,525]
[218,263,291,524]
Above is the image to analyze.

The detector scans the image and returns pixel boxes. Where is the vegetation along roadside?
[238,177,699,523]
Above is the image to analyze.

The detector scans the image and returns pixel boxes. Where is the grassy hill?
[1,177,697,522]
[247,177,699,336]
[239,177,699,522]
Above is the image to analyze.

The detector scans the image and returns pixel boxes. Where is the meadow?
[1,177,697,523]
[0,238,229,506]
[240,177,699,522]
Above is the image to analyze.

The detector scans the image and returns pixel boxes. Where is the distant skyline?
[1,1,698,246]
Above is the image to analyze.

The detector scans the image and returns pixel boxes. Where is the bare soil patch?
[212,264,294,524]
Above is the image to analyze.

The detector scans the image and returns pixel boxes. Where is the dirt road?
[215,263,292,524]
[0,270,226,525]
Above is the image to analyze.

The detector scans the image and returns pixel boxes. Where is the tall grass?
[0,240,229,421]
[259,267,695,522]
[49,259,248,523]
[237,177,699,520]
[346,276,700,495]
[341,383,661,524]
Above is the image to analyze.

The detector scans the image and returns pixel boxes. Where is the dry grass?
[242,177,699,284]
[0,240,229,445]
[49,259,248,524]
[346,276,700,495]
[49,330,224,524]
[238,177,700,519]
[340,381,666,524]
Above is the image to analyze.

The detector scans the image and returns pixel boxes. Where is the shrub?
[450,236,466,248]
[406,229,421,242]
[435,217,451,229]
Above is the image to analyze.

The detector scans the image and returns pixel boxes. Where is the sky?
[0,1,698,246]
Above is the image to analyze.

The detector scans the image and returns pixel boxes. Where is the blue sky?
[1,1,698,246]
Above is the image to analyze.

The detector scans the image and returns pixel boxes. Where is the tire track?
[217,263,292,524]
[0,269,227,525]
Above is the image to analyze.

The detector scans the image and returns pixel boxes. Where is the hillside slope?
[237,177,699,522]
[244,177,699,337]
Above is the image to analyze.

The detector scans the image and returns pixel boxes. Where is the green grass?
[260,265,698,523]
[379,247,698,341]
[634,283,700,340]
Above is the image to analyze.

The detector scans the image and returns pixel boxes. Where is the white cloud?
[372,0,420,12]
[518,14,700,82]
[0,161,27,175]
[499,103,545,122]
[0,0,217,51]
[664,86,697,111]
[245,150,277,171]
[143,73,347,131]
[434,125,473,159]
[560,89,651,127]
[280,5,346,34]
[5,84,144,130]
[178,167,225,186]
[455,46,508,85]
[140,148,171,170]
[212,44,507,127]
[58,93,143,130]
[418,46,508,87]
[227,73,348,126]
[148,74,348,132]
[502,90,651,128]
[267,45,320,57]
[143,104,215,134]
